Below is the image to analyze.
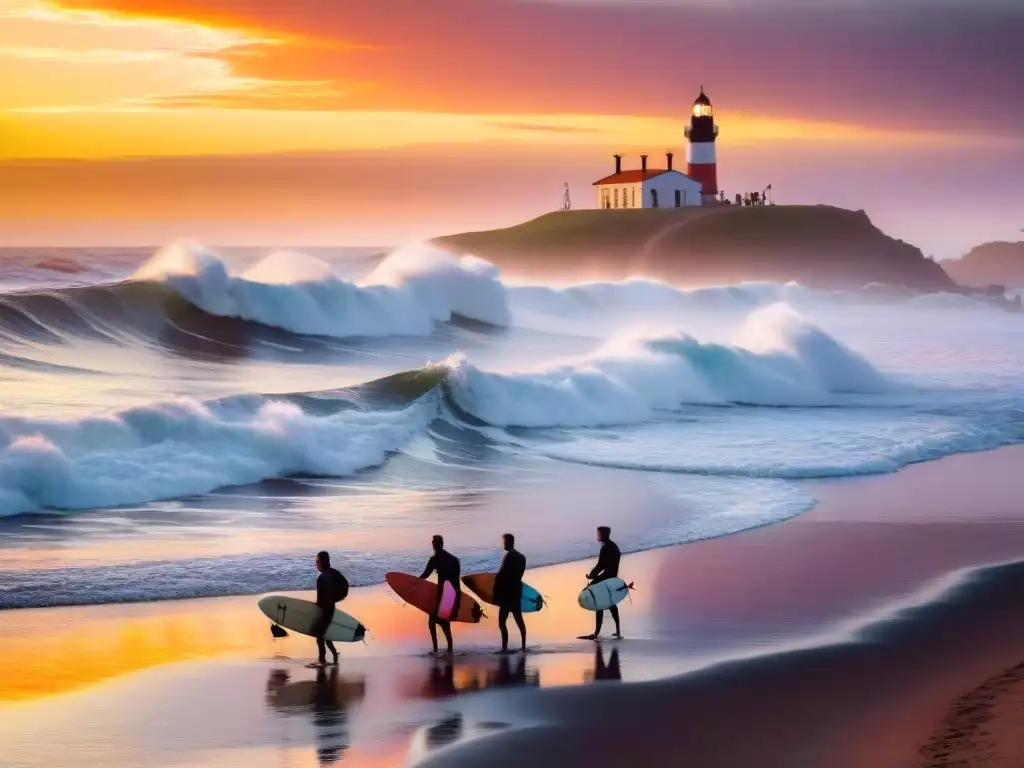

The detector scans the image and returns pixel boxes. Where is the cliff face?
[433,205,955,291]
[943,242,1024,288]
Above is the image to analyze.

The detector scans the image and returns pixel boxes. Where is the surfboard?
[265,674,367,713]
[461,573,545,613]
[577,578,633,612]
[258,595,367,642]
[385,571,484,623]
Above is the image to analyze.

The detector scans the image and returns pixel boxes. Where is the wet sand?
[3,446,1024,767]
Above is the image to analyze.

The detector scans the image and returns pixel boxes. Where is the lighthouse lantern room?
[684,86,719,203]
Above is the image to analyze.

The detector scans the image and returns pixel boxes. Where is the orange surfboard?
[385,571,484,623]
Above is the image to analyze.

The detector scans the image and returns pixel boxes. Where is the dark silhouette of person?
[488,651,540,688]
[594,646,622,681]
[419,534,461,654]
[493,532,527,653]
[311,665,347,765]
[264,665,365,767]
[422,654,460,699]
[310,551,349,667]
[581,526,622,640]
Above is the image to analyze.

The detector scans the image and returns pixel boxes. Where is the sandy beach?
[3,446,1024,767]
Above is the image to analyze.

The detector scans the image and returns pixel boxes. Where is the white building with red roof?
[594,86,721,209]
[593,152,703,209]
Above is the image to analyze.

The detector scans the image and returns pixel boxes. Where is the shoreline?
[4,445,1024,766]
[9,434,1021,614]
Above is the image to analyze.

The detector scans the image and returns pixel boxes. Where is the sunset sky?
[1,0,1022,256]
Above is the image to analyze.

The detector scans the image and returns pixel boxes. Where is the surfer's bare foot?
[612,633,622,639]
[306,661,328,669]
[578,633,598,641]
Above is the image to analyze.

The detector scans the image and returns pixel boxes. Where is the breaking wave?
[0,303,899,517]
[134,240,511,336]
[442,303,890,427]
[0,240,1008,353]
[0,393,437,517]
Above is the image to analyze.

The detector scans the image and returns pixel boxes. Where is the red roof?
[592,169,696,185]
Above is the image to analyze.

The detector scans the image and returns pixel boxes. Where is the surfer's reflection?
[584,645,622,683]
[265,665,367,766]
[420,654,462,699]
[487,652,540,688]
[408,654,540,700]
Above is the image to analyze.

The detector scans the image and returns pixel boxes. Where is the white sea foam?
[133,240,510,337]
[508,278,811,318]
[0,395,436,517]
[444,303,889,427]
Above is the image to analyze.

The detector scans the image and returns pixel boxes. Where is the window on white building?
[614,189,619,208]
[632,188,636,208]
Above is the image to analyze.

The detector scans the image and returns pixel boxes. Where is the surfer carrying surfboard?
[419,535,462,654]
[494,533,527,653]
[312,551,350,667]
[581,526,622,640]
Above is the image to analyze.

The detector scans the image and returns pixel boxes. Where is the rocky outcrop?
[943,242,1024,288]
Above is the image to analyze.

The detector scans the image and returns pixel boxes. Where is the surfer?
[311,551,350,668]
[582,526,622,640]
[494,532,527,653]
[419,535,461,654]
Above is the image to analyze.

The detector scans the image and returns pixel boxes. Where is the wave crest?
[133,240,511,338]
[0,394,436,517]
[443,303,889,428]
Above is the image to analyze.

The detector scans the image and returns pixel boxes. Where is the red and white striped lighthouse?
[684,86,719,203]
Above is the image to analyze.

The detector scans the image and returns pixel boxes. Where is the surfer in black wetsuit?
[311,551,349,668]
[582,526,622,640]
[419,535,461,654]
[494,532,527,653]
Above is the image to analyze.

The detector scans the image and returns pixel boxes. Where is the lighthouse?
[684,86,719,203]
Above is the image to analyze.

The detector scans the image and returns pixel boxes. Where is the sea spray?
[0,394,438,517]
[132,240,511,338]
[443,303,890,428]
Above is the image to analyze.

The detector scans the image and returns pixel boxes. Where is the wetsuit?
[494,548,527,651]
[312,566,347,663]
[420,549,461,652]
[588,539,622,636]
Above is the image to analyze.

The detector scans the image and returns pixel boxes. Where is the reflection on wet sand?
[488,653,541,689]
[265,665,367,766]
[584,645,622,683]
[405,653,542,701]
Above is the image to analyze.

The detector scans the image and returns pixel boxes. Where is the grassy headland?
[434,204,955,291]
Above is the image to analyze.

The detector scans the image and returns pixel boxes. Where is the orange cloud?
[0,1,355,112]
[2,0,1020,162]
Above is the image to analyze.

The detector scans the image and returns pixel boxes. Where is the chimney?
[641,154,648,173]
[614,154,622,174]
[666,152,674,171]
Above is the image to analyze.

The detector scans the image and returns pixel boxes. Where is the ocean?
[1,241,1022,610]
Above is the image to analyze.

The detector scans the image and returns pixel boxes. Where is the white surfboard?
[577,578,632,612]
[258,595,366,643]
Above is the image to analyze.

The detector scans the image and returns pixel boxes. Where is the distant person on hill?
[310,551,349,668]
[493,532,527,654]
[581,526,622,640]
[420,534,462,654]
